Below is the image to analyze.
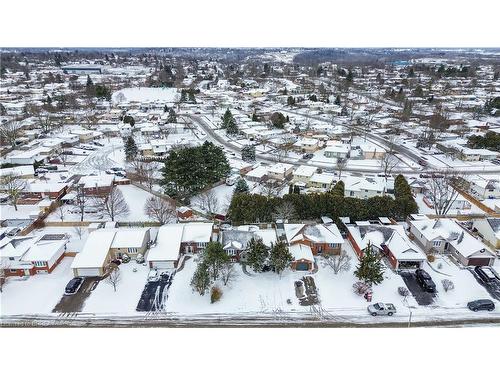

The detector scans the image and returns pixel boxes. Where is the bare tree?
[427,170,461,216]
[198,190,219,215]
[59,151,70,167]
[74,183,87,222]
[97,186,130,221]
[37,114,60,134]
[105,267,121,292]
[0,174,26,211]
[261,179,282,198]
[131,161,158,190]
[221,262,236,286]
[56,204,65,222]
[272,201,297,221]
[0,121,21,148]
[73,226,83,240]
[324,250,352,274]
[379,153,399,194]
[336,157,348,180]
[144,196,177,224]
[442,279,455,292]
[0,259,7,292]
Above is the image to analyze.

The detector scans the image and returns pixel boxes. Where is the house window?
[9,257,15,261]
[33,261,46,267]
[10,269,18,272]
[433,240,442,247]
[128,248,138,254]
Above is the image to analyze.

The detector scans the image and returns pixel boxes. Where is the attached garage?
[75,267,103,277]
[148,260,176,270]
[467,257,494,267]
[289,244,314,272]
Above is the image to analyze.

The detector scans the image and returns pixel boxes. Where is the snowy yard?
[112,87,179,104]
[82,262,149,315]
[0,257,74,316]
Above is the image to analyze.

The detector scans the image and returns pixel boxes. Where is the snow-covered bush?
[442,279,455,292]
[353,281,370,296]
[398,287,410,297]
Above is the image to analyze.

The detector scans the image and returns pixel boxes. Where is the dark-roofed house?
[347,224,426,270]
[220,229,257,261]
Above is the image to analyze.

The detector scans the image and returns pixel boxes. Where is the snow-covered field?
[112,87,178,104]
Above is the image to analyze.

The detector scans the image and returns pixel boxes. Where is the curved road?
[185,113,500,176]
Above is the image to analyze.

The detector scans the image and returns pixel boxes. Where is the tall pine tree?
[354,243,385,286]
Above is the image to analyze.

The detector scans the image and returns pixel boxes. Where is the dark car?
[467,299,495,312]
[64,277,84,295]
[415,269,436,293]
[474,266,498,283]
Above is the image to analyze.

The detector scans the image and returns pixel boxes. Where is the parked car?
[303,153,314,159]
[93,141,104,147]
[64,277,84,295]
[111,167,125,172]
[367,302,397,316]
[467,299,495,312]
[115,171,126,178]
[474,266,499,283]
[415,269,437,293]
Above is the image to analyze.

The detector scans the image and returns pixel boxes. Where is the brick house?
[283,223,344,256]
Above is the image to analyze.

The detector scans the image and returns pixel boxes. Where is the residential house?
[308,173,336,190]
[346,224,426,270]
[267,163,294,181]
[289,243,315,271]
[408,218,495,267]
[283,223,344,256]
[359,144,386,160]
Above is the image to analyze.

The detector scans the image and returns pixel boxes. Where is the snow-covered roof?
[411,219,495,259]
[284,223,344,245]
[293,165,317,178]
[110,228,149,249]
[289,243,314,263]
[147,224,183,262]
[71,230,116,269]
[22,238,67,262]
[181,222,213,243]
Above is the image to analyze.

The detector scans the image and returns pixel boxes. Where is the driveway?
[468,269,500,301]
[52,277,101,313]
[136,272,174,312]
[399,271,436,306]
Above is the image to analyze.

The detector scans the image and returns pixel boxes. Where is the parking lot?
[468,268,500,301]
[136,272,174,312]
[399,271,436,306]
[52,277,101,313]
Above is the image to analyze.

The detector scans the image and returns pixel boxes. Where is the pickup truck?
[367,302,397,316]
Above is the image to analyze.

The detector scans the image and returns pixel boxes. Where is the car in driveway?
[474,266,499,283]
[367,302,397,316]
[415,269,437,293]
[64,277,84,295]
[467,299,495,312]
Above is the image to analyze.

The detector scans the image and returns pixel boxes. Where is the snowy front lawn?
[82,262,149,315]
[0,257,74,316]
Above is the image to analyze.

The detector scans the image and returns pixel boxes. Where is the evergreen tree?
[245,238,269,273]
[180,90,187,102]
[251,111,258,122]
[201,242,230,281]
[354,243,385,286]
[167,108,177,123]
[270,112,287,128]
[234,178,249,194]
[269,241,293,276]
[241,145,256,162]
[190,262,211,296]
[226,117,238,135]
[331,180,345,197]
[188,90,196,103]
[346,70,354,83]
[287,96,296,106]
[334,95,341,106]
[221,108,235,128]
[124,136,138,161]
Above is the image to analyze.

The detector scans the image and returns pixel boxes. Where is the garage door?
[77,268,101,277]
[468,258,491,267]
[296,262,310,271]
[151,261,175,270]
